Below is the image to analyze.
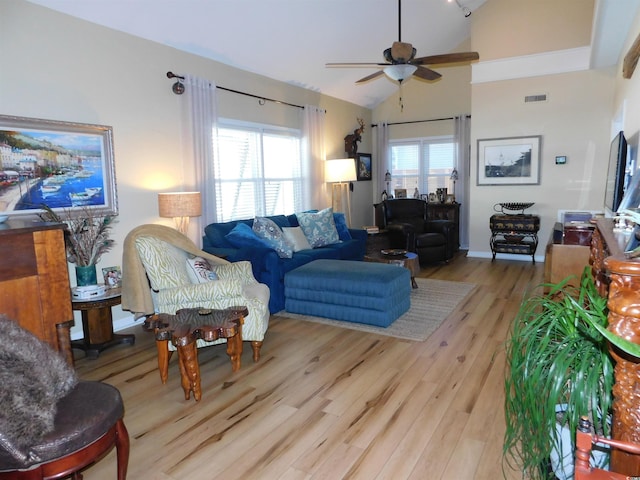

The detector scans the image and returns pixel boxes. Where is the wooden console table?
[591,218,640,476]
[144,306,248,402]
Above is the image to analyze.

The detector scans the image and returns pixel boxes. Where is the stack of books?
[363,225,379,234]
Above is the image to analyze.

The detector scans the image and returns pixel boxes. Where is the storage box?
[72,285,107,299]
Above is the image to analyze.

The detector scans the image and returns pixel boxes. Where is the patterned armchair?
[122,225,270,381]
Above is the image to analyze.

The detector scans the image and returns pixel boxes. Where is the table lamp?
[158,191,202,234]
[325,159,357,226]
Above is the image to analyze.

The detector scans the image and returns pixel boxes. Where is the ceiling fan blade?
[356,70,386,84]
[412,51,480,65]
[326,62,390,67]
[413,66,442,81]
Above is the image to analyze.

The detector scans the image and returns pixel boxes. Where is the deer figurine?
[344,118,365,156]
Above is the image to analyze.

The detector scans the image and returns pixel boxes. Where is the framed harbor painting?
[477,135,541,186]
[0,114,118,219]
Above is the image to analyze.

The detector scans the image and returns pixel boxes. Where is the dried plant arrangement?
[39,205,117,266]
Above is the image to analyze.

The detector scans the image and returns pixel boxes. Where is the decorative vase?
[75,264,98,286]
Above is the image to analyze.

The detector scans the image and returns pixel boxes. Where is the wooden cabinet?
[0,220,74,365]
[591,219,640,475]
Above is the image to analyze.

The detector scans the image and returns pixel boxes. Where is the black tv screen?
[604,131,628,213]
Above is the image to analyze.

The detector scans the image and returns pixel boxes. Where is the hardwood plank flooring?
[73,254,543,479]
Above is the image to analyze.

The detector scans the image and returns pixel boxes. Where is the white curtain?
[181,75,218,245]
[454,114,471,249]
[375,121,390,205]
[302,105,326,210]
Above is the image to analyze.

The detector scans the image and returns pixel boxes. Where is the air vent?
[524,94,547,103]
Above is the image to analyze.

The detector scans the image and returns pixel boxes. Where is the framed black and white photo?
[477,136,541,186]
[0,114,118,219]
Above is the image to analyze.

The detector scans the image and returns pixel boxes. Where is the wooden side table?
[71,287,135,359]
[144,306,248,402]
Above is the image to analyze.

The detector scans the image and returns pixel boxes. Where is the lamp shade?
[158,192,202,218]
[384,64,417,82]
[325,159,357,183]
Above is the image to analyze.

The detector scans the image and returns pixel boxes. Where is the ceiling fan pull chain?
[399,81,404,112]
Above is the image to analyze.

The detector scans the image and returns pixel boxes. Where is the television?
[604,130,628,213]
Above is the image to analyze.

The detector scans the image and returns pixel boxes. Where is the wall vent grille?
[524,94,547,103]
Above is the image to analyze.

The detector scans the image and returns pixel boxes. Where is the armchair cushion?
[186,256,219,284]
[297,207,340,248]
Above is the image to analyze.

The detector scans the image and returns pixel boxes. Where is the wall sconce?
[325,159,357,226]
[158,191,202,234]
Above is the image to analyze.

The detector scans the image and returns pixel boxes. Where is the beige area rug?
[275,278,476,341]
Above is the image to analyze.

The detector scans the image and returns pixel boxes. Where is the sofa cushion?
[297,208,340,248]
[135,236,191,289]
[226,222,273,250]
[253,217,294,259]
[282,226,312,252]
[186,256,219,284]
[333,212,352,241]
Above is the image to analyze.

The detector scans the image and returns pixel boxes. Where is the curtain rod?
[167,71,304,110]
[371,114,470,128]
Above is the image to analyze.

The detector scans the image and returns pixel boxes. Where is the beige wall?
[1,0,370,335]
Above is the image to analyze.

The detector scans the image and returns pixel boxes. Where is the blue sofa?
[202,213,367,313]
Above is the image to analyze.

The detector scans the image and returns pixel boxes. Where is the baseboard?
[467,250,545,264]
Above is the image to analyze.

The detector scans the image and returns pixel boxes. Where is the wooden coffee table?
[144,306,248,402]
[364,250,420,289]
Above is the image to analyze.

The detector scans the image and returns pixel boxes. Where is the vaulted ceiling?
[25,0,639,109]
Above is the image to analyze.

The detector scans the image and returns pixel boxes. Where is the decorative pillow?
[253,217,294,259]
[297,207,340,248]
[333,212,352,241]
[282,226,312,252]
[186,256,219,284]
[135,236,191,290]
[0,315,78,456]
[225,222,273,250]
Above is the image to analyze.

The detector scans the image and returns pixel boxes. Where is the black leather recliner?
[378,198,457,265]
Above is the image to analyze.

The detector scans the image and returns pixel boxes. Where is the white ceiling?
[24,0,639,109]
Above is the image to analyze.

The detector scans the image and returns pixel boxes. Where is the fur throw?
[0,316,77,454]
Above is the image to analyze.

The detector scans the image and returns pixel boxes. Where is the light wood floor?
[75,254,543,479]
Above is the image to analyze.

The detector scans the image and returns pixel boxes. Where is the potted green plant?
[39,205,116,286]
[503,267,615,480]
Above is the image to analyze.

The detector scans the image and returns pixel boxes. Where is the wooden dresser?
[0,220,74,365]
[591,218,640,476]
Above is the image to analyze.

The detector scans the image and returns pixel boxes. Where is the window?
[389,136,455,196]
[214,120,303,222]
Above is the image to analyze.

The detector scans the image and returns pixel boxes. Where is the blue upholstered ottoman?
[284,259,411,327]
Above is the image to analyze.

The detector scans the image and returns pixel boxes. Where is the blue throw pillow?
[333,212,352,241]
[225,222,273,250]
[253,217,294,259]
[297,207,340,248]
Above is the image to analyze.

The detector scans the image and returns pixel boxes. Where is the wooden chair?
[575,417,640,479]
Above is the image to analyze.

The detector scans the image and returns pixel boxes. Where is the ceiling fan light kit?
[326,0,479,106]
[384,64,417,82]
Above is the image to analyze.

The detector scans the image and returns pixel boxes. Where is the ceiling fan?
[326,0,480,85]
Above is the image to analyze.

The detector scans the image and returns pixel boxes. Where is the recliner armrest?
[425,220,457,259]
[386,223,416,251]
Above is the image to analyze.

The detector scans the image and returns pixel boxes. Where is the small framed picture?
[395,188,407,199]
[445,194,456,204]
[102,266,122,288]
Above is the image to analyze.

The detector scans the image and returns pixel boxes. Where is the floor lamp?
[325,159,357,226]
[158,191,202,235]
